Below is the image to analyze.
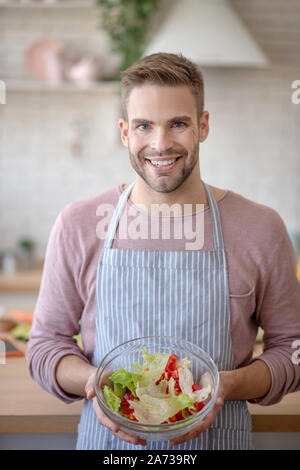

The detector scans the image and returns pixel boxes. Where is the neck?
[128,167,208,216]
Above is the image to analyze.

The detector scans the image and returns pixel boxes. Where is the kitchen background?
[0,0,299,450]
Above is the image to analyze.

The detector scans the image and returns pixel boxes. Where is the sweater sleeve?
[26,209,92,404]
[248,217,300,405]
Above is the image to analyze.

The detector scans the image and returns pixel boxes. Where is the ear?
[118,118,129,147]
[199,111,209,143]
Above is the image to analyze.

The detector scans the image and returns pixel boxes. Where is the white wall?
[201,64,300,233]
[0,89,132,257]
[0,1,299,259]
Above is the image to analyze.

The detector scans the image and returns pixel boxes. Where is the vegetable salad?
[103,347,211,425]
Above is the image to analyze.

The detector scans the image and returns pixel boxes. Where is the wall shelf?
[4,79,120,93]
[0,1,98,9]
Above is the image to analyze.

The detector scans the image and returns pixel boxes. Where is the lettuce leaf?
[109,349,168,398]
[141,347,169,369]
[178,365,212,402]
[128,390,195,425]
[104,385,121,413]
[132,348,168,372]
[178,357,191,368]
[109,366,138,397]
[168,376,177,397]
[131,347,169,388]
[193,385,212,403]
[178,364,194,398]
[113,381,126,398]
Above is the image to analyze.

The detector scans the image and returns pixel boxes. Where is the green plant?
[18,238,34,252]
[97,0,159,79]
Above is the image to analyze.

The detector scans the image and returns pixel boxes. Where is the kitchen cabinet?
[0,341,299,450]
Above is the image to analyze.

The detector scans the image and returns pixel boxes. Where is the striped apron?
[76,181,253,450]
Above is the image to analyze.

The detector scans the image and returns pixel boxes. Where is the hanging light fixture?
[143,0,269,67]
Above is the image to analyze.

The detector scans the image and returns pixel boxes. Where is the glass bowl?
[94,336,219,441]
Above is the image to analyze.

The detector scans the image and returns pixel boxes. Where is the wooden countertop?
[1,341,299,434]
[0,263,44,293]
[0,343,83,434]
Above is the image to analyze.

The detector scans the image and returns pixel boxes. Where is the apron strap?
[104,182,135,249]
[104,181,224,251]
[203,182,224,251]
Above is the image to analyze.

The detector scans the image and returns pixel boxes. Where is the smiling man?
[27,53,300,451]
[121,85,203,195]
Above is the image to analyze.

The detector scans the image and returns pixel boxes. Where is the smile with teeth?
[146,157,181,167]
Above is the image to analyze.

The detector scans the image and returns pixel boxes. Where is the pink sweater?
[26,184,300,405]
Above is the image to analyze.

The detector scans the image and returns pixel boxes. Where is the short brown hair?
[120,52,204,122]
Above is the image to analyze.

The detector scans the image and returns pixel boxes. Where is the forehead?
[126,84,198,122]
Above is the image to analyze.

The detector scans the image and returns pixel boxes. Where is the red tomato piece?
[129,414,138,422]
[168,415,177,423]
[175,410,183,421]
[165,354,178,372]
[189,402,205,414]
[192,384,201,391]
[124,391,135,401]
[195,402,205,411]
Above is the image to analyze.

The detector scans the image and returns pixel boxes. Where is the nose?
[150,127,173,154]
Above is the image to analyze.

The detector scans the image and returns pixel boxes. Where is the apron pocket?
[229,286,257,360]
[229,285,255,299]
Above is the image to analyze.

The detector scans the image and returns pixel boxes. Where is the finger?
[91,368,114,400]
[92,399,146,446]
[169,395,224,447]
[199,371,214,389]
[86,388,96,400]
[85,373,96,399]
[92,397,120,434]
[112,429,147,447]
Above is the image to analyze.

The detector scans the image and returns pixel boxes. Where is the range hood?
[143,0,269,67]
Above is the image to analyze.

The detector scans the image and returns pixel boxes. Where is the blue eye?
[138,124,150,131]
[173,121,185,128]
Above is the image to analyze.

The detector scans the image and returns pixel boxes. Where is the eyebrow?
[131,115,192,125]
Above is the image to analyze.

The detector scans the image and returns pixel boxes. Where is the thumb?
[85,372,96,400]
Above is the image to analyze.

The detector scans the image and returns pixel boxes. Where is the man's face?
[119,84,209,193]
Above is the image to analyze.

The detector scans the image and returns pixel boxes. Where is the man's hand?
[169,360,272,447]
[85,371,147,447]
[169,382,224,447]
[85,371,225,448]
